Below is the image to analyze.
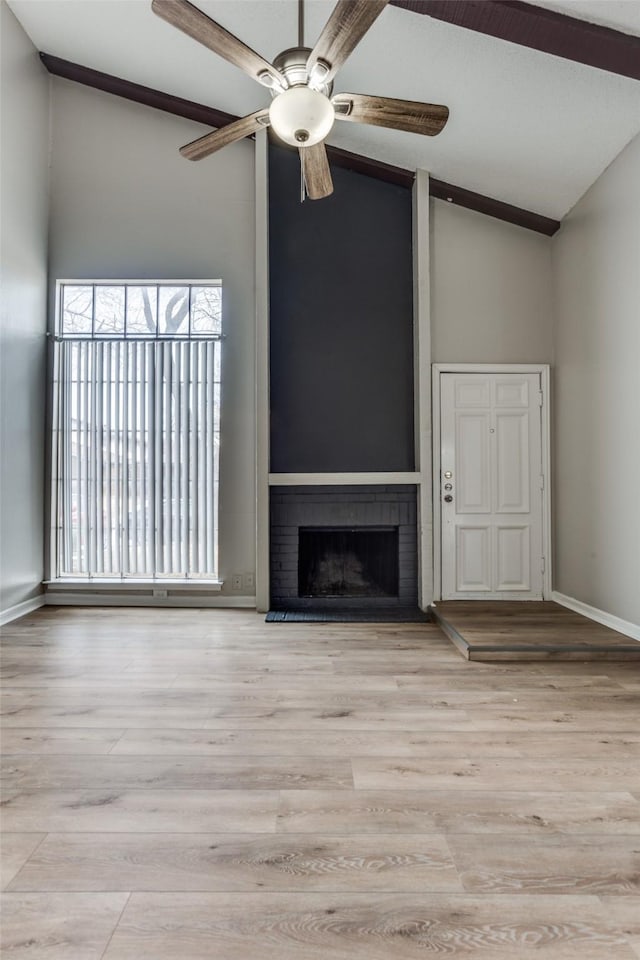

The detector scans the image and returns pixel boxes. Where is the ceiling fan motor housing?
[272,47,333,96]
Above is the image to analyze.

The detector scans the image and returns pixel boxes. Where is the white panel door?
[440,373,544,600]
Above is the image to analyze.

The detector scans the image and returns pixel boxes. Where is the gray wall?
[552,132,640,625]
[431,199,553,363]
[48,78,257,593]
[0,3,49,615]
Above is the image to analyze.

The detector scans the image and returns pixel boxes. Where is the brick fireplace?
[270,486,418,611]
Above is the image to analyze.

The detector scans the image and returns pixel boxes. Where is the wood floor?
[1,606,639,959]
[432,601,640,660]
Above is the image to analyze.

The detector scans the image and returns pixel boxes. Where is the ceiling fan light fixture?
[307,58,331,91]
[257,69,287,94]
[269,86,335,147]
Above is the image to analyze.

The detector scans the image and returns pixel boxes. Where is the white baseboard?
[552,591,640,642]
[44,592,256,609]
[1,594,46,626]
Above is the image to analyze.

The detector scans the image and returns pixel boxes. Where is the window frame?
[48,278,224,586]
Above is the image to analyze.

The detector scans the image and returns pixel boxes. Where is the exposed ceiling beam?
[40,52,560,236]
[274,140,559,234]
[324,144,414,189]
[390,0,640,82]
[429,177,559,235]
[40,52,237,129]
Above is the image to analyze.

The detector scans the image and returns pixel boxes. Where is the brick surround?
[270,485,418,610]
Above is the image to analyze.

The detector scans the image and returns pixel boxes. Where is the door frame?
[432,363,552,601]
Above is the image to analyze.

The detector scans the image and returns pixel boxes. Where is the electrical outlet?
[153,588,168,599]
[231,574,243,591]
[243,572,255,591]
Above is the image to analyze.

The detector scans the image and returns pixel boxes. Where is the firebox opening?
[298,527,399,598]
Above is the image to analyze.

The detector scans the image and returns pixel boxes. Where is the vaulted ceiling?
[8,0,640,221]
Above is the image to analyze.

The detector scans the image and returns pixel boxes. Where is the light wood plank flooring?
[1,606,639,958]
[432,600,640,660]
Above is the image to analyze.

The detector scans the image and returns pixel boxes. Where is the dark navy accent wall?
[269,146,415,473]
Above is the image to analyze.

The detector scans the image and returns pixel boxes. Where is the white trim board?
[552,591,640,643]
[255,128,271,614]
[413,169,432,610]
[432,364,550,373]
[432,363,552,601]
[1,594,45,626]
[269,472,421,486]
[45,593,256,608]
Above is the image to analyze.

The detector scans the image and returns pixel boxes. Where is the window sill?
[44,578,224,592]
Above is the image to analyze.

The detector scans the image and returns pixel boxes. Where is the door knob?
[444,495,453,503]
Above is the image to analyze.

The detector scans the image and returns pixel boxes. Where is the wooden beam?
[39,53,238,129]
[390,0,640,82]
[430,177,560,236]
[325,153,560,235]
[40,52,560,236]
[325,144,414,188]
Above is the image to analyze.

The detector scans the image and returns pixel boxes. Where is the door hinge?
[538,391,544,407]
[541,556,546,574]
[539,474,545,490]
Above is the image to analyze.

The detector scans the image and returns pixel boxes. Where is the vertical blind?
[51,337,220,579]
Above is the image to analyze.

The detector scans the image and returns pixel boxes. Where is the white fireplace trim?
[255,130,271,613]
[413,169,433,610]
[269,472,421,485]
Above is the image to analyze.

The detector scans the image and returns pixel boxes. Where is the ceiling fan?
[152,0,449,199]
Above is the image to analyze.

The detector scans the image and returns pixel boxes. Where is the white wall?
[430,199,553,363]
[552,132,640,626]
[48,79,257,595]
[0,2,49,616]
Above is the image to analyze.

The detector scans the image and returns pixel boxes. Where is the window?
[50,281,222,580]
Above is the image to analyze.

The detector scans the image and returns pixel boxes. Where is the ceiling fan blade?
[299,143,333,200]
[333,93,449,136]
[180,110,269,161]
[152,0,284,88]
[307,0,388,85]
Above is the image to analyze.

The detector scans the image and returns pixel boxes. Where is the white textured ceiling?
[8,0,640,219]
